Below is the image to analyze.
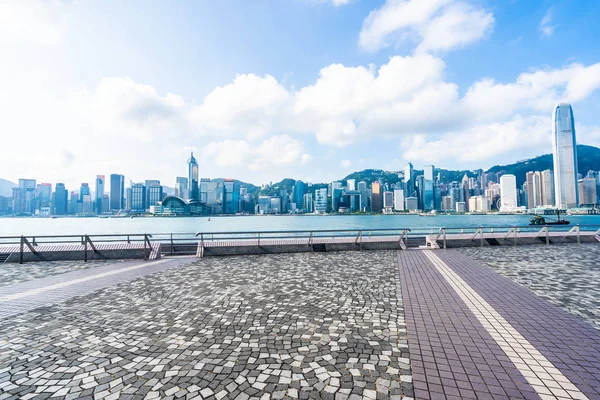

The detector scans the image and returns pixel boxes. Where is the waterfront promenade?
[0,246,598,399]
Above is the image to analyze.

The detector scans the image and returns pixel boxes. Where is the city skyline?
[2,1,600,188]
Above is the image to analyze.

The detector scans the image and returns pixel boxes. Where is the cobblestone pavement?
[0,259,125,288]
[458,244,600,329]
[0,251,412,399]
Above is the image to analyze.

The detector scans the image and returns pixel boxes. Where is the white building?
[499,174,517,211]
[393,189,405,211]
[552,103,579,208]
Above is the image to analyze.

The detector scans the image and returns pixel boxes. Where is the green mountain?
[486,144,600,187]
[0,178,16,197]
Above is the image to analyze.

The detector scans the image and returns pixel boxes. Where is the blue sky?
[2,0,600,188]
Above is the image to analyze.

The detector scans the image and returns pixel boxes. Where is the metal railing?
[430,224,600,249]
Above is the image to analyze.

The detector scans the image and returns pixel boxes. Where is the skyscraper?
[54,183,68,215]
[423,165,435,211]
[188,152,199,202]
[403,163,414,197]
[371,181,381,212]
[499,174,517,211]
[110,174,125,211]
[175,177,188,199]
[95,175,105,214]
[552,103,579,208]
[293,180,305,211]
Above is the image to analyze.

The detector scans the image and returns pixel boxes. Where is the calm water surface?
[1,214,600,236]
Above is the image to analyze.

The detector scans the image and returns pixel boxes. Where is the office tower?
[346,179,356,191]
[423,165,435,211]
[357,181,367,192]
[393,189,405,211]
[95,175,105,214]
[200,178,211,203]
[13,179,37,214]
[69,192,78,214]
[257,196,272,214]
[145,180,161,209]
[270,197,281,214]
[416,176,424,210]
[578,178,596,205]
[110,174,125,211]
[53,183,68,215]
[224,179,239,214]
[303,193,313,213]
[552,103,579,209]
[441,196,452,211]
[79,183,90,200]
[146,181,163,208]
[456,202,466,213]
[314,188,328,213]
[499,174,517,211]
[331,187,343,212]
[403,163,414,197]
[405,197,418,211]
[371,181,381,212]
[125,187,132,211]
[383,191,394,211]
[541,170,555,206]
[279,188,288,214]
[175,177,188,199]
[293,180,305,211]
[188,152,199,202]
[130,183,146,211]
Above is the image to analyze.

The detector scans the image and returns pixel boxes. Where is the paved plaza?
[0,246,599,399]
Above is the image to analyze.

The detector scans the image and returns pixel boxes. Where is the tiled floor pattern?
[0,251,413,399]
[423,251,587,400]
[437,251,600,399]
[0,258,190,320]
[398,250,540,400]
[457,245,599,328]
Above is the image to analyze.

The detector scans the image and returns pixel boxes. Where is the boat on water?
[529,210,570,226]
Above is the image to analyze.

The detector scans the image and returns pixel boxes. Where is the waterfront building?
[125,187,132,211]
[541,170,555,206]
[404,163,415,197]
[69,192,78,214]
[188,152,199,202]
[0,196,9,215]
[79,183,90,201]
[371,181,381,213]
[12,179,37,214]
[578,178,597,205]
[224,179,239,214]
[110,174,125,211]
[200,178,211,204]
[146,182,164,209]
[36,183,52,212]
[456,201,466,213]
[405,197,418,211]
[314,188,328,214]
[130,183,146,212]
[257,196,272,214]
[293,180,305,212]
[383,191,394,213]
[357,181,367,192]
[95,176,105,215]
[303,192,313,213]
[499,174,517,212]
[175,177,189,199]
[393,189,405,211]
[441,195,452,211]
[552,103,579,208]
[53,183,68,215]
[423,165,435,211]
[461,174,470,211]
[468,196,490,212]
[346,179,356,191]
[270,197,281,214]
[332,187,343,212]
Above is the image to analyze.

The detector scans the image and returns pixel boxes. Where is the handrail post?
[443,228,447,249]
[127,235,130,244]
[514,225,517,246]
[577,224,580,245]
[19,235,24,264]
[545,226,549,245]
[480,227,484,247]
[170,233,173,256]
[84,234,88,262]
[144,234,148,260]
[258,232,260,247]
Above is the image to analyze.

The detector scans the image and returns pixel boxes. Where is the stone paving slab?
[0,258,190,320]
[0,251,412,399]
[0,259,126,288]
[398,250,540,400]
[438,250,600,399]
[457,244,599,329]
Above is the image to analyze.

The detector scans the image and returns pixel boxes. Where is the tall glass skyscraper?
[188,152,199,202]
[552,103,579,209]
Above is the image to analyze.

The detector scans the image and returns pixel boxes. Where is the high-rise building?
[578,178,597,205]
[393,189,405,211]
[314,188,328,213]
[130,183,146,212]
[95,175,105,214]
[188,152,199,202]
[423,165,435,211]
[110,174,125,211]
[145,180,161,209]
[499,174,517,212]
[383,191,394,212]
[303,193,313,213]
[404,163,415,197]
[346,179,356,191]
[53,183,68,215]
[79,183,90,201]
[552,103,579,209]
[332,187,343,212]
[175,177,188,199]
[541,170,555,206]
[371,181,381,213]
[293,180,305,211]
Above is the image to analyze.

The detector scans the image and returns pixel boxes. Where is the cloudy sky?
[2,0,600,189]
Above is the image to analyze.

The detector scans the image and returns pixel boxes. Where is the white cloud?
[190,74,290,139]
[401,115,550,167]
[340,160,352,168]
[358,0,494,53]
[204,135,312,171]
[540,8,556,38]
[0,0,66,46]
